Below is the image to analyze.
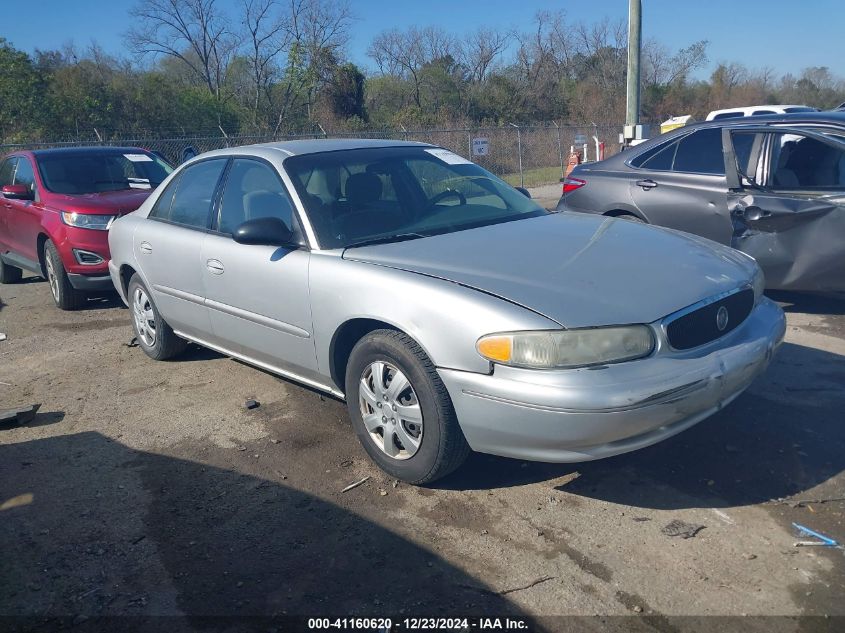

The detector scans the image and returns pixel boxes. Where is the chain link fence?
[1,123,620,189]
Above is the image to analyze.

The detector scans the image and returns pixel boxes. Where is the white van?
[705,105,818,121]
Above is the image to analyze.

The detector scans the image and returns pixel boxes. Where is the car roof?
[202,138,435,159]
[29,146,151,158]
[705,104,814,118]
[605,111,845,162]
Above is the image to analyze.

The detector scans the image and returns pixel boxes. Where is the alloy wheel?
[45,255,60,302]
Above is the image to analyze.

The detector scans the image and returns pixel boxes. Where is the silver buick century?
[108,139,786,483]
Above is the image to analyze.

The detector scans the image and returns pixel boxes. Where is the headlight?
[61,212,116,231]
[476,326,655,369]
[751,266,765,303]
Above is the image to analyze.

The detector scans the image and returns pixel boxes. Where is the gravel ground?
[1,276,844,628]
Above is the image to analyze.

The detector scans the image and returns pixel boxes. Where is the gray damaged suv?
[557,112,845,292]
[108,139,786,483]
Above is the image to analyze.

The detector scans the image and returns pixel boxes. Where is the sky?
[3,0,843,80]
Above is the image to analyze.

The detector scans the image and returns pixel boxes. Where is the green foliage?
[1,24,844,145]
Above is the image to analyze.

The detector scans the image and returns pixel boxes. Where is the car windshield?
[284,146,548,249]
[37,151,173,195]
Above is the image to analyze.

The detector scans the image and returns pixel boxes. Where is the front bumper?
[67,272,117,292]
[438,298,786,462]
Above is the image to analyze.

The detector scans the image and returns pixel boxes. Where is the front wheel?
[345,329,470,484]
[127,274,187,360]
[43,240,86,310]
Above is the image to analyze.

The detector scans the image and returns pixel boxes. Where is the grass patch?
[501,166,563,188]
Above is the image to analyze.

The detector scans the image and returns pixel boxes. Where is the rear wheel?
[44,240,86,310]
[0,258,23,284]
[128,274,187,360]
[345,329,470,484]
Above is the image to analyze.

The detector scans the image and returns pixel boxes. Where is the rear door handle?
[206,259,224,275]
[139,241,152,254]
[636,179,658,190]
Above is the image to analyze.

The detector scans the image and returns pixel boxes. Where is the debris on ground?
[378,489,388,496]
[552,472,581,488]
[712,509,736,525]
[661,519,706,539]
[632,517,651,522]
[341,476,370,493]
[270,439,280,444]
[793,523,840,548]
[743,553,757,560]
[0,404,41,428]
[123,336,138,348]
[499,575,555,595]
[244,399,260,409]
[772,496,845,508]
[0,333,7,342]
[339,459,352,468]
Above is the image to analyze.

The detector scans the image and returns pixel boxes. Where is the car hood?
[342,213,757,328]
[44,188,154,215]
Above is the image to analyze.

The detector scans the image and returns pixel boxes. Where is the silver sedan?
[107,139,786,483]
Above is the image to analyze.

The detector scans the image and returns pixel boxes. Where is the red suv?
[0,147,172,309]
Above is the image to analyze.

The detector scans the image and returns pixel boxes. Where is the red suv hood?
[43,188,153,215]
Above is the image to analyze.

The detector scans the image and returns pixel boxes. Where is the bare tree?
[128,0,238,102]
[461,27,510,83]
[241,0,290,128]
[270,0,353,131]
[368,26,457,108]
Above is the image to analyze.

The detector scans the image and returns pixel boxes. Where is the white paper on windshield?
[124,153,154,162]
[424,148,473,165]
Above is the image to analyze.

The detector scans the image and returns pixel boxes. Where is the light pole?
[624,0,642,145]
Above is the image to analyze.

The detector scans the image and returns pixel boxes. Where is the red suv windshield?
[37,151,172,194]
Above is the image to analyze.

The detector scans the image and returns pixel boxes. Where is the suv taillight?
[562,177,586,195]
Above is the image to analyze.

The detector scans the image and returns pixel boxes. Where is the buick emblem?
[716,306,729,331]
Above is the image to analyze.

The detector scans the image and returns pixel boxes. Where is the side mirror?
[515,186,531,199]
[233,217,293,247]
[2,184,33,200]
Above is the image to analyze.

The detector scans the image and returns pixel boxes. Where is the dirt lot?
[1,274,844,628]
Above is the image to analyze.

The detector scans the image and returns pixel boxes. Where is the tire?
[0,258,23,284]
[127,273,187,361]
[43,240,86,310]
[345,329,470,484]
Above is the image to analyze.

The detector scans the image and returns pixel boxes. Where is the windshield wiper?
[344,232,429,250]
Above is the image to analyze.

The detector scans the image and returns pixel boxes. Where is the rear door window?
[672,128,725,175]
[151,159,227,228]
[632,128,725,175]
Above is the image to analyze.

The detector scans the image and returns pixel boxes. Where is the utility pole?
[624,0,642,144]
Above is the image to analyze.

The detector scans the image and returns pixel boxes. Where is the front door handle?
[636,179,658,190]
[206,259,224,275]
[139,241,152,254]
